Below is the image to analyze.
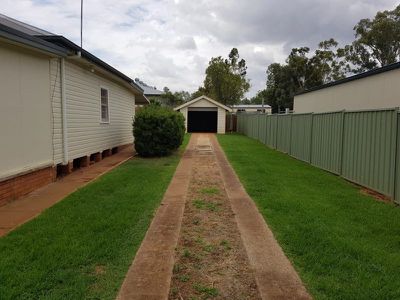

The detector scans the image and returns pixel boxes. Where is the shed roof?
[174,95,232,111]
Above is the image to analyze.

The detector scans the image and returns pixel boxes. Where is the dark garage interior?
[187,110,217,132]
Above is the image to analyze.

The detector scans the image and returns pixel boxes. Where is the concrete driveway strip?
[210,135,311,300]
[116,135,197,300]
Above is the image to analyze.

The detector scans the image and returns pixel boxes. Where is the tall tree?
[343,5,400,73]
[263,39,346,112]
[202,48,250,105]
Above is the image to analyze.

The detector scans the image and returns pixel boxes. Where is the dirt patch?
[169,140,260,299]
[359,187,392,203]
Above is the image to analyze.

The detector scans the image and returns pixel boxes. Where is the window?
[100,88,109,123]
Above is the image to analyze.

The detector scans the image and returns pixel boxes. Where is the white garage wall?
[217,107,226,134]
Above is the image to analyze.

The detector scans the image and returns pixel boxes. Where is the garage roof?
[174,95,232,112]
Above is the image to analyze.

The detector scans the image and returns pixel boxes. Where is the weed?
[183,249,191,258]
[193,283,219,297]
[220,240,231,251]
[203,244,215,253]
[178,274,190,282]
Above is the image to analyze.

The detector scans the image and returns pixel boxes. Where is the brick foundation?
[0,166,56,207]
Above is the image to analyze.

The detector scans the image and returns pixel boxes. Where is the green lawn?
[0,135,189,300]
[218,134,400,300]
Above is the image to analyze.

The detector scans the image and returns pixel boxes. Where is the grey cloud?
[2,0,398,97]
[176,36,197,50]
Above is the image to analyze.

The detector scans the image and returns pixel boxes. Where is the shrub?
[133,105,185,157]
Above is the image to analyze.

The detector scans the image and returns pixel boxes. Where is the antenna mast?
[80,0,83,50]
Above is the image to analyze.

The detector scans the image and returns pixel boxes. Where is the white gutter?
[60,57,68,164]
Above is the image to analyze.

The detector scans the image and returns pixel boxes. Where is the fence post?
[275,115,279,149]
[309,113,314,163]
[289,114,293,155]
[391,108,399,201]
[338,110,346,175]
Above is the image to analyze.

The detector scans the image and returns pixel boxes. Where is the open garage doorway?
[187,108,217,132]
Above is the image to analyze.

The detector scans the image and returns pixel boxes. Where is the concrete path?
[210,134,311,299]
[0,147,133,237]
[116,135,196,300]
[118,133,311,300]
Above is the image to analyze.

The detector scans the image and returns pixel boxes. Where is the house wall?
[294,68,400,113]
[50,58,63,164]
[0,44,53,180]
[64,60,135,160]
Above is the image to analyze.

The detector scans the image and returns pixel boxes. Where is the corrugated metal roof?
[232,104,272,108]
[0,13,53,36]
[134,79,164,96]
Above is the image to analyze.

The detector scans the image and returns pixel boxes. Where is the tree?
[202,48,250,105]
[343,5,400,73]
[263,39,347,112]
[156,87,191,107]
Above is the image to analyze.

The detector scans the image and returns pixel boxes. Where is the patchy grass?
[200,187,220,195]
[218,134,400,300]
[193,283,219,298]
[192,199,221,212]
[0,135,190,300]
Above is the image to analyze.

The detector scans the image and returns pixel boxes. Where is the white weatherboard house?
[294,62,400,113]
[0,15,148,205]
[174,96,231,134]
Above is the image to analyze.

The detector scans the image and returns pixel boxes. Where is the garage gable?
[174,95,232,112]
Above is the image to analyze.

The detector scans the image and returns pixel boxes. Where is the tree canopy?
[249,4,400,113]
[195,48,250,105]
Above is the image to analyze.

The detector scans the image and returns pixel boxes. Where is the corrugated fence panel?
[257,114,265,143]
[237,114,242,133]
[276,114,292,153]
[342,109,397,197]
[266,115,278,149]
[258,114,267,144]
[290,113,313,162]
[311,111,344,174]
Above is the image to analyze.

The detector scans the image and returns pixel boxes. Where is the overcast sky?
[1,0,398,96]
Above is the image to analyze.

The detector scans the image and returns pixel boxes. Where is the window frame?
[100,87,110,124]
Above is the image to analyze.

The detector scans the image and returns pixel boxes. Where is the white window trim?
[100,86,110,124]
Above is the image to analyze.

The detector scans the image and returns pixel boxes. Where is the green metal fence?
[236,108,400,204]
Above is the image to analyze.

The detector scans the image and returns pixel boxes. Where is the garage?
[174,95,231,134]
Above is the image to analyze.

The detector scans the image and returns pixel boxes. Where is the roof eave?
[0,24,68,56]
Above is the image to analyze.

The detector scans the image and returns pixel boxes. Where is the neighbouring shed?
[231,104,272,114]
[294,62,400,113]
[174,96,231,134]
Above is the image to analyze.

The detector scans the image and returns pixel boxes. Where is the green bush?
[133,105,185,157]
